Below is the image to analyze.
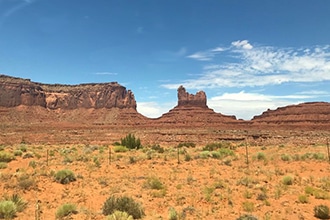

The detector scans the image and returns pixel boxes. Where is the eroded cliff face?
[177,85,207,108]
[0,75,136,110]
[252,102,330,126]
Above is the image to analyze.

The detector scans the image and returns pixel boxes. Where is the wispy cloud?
[208,90,328,120]
[137,101,175,118]
[93,72,118,75]
[165,40,330,89]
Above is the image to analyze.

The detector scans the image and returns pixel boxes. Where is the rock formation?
[252,102,330,128]
[0,74,136,110]
[156,86,237,126]
[177,85,207,108]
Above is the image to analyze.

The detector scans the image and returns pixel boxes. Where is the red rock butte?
[0,74,330,145]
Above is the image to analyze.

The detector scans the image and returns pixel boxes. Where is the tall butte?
[156,85,238,127]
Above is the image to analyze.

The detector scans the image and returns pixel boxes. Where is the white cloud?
[187,52,212,61]
[231,40,253,50]
[137,101,175,118]
[94,72,118,75]
[164,41,330,89]
[208,91,312,120]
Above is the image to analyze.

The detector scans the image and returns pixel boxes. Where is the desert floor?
[1,140,330,220]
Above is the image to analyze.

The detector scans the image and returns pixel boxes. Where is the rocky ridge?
[0,74,136,110]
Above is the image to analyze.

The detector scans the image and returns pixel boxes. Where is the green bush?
[0,152,15,162]
[144,176,164,190]
[54,169,76,184]
[281,154,291,161]
[4,194,27,212]
[13,150,23,157]
[314,204,330,219]
[298,194,309,204]
[256,152,266,161]
[0,162,8,169]
[177,142,196,148]
[168,207,178,220]
[102,195,145,219]
[55,203,77,219]
[120,134,142,150]
[151,144,165,153]
[242,201,255,212]
[17,173,35,190]
[203,142,232,151]
[106,211,133,220]
[113,145,129,153]
[236,214,258,220]
[282,176,293,185]
[0,200,17,219]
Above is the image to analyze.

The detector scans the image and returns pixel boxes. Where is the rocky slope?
[252,102,330,125]
[0,74,136,110]
[154,86,238,127]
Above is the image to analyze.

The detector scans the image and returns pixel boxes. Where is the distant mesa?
[1,74,330,130]
[0,74,136,110]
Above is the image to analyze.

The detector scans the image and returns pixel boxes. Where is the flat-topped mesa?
[0,74,136,110]
[177,85,207,108]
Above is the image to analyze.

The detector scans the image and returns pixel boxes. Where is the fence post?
[245,141,249,169]
[327,139,330,163]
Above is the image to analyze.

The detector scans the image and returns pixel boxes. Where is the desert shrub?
[218,148,235,158]
[144,176,164,190]
[199,151,210,159]
[22,152,34,159]
[0,162,7,169]
[17,173,35,190]
[0,145,5,151]
[18,145,27,152]
[242,201,255,212]
[314,204,330,219]
[120,134,141,150]
[203,142,233,151]
[4,194,27,212]
[113,146,128,153]
[13,150,23,157]
[106,210,133,220]
[184,153,192,161]
[236,214,258,220]
[54,169,76,184]
[151,144,165,153]
[102,195,145,219]
[0,152,15,162]
[298,194,309,204]
[55,203,77,219]
[0,200,17,219]
[177,142,196,148]
[280,154,291,161]
[256,152,266,161]
[28,160,37,169]
[305,186,330,200]
[313,153,326,160]
[282,176,293,185]
[168,207,178,220]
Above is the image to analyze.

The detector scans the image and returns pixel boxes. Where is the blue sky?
[1,0,330,119]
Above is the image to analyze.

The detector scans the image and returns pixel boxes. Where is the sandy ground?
[1,142,330,220]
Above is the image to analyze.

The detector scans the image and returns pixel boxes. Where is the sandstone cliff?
[156,86,237,126]
[0,75,136,110]
[252,102,330,128]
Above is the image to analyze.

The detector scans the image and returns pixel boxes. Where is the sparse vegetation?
[120,133,142,150]
[282,175,294,185]
[0,152,15,163]
[0,200,17,219]
[113,145,129,153]
[55,203,77,219]
[314,204,330,219]
[102,195,145,219]
[106,210,133,220]
[54,169,76,184]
